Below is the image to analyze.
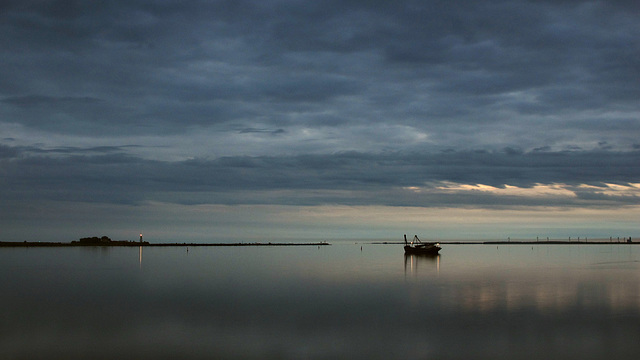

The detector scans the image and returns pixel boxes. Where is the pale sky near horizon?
[1,0,639,242]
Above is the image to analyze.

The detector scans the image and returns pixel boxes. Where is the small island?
[0,235,149,247]
[71,236,149,246]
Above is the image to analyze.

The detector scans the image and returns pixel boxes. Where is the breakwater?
[0,241,330,247]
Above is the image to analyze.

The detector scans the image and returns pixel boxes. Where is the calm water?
[2,243,639,359]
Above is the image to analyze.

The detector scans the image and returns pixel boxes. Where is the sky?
[1,0,639,242]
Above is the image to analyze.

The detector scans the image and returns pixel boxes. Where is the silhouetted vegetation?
[76,236,113,244]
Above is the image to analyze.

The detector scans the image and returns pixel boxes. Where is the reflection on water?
[404,253,440,276]
[1,244,639,359]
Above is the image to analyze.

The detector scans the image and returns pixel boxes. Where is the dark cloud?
[238,127,286,135]
[1,0,637,138]
[0,144,20,159]
[2,144,638,208]
[22,144,142,156]
[2,95,102,107]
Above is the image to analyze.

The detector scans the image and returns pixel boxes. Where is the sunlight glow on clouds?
[431,183,576,198]
[405,182,640,204]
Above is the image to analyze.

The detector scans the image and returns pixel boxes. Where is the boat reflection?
[404,253,440,276]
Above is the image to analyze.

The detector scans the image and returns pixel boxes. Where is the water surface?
[1,243,639,359]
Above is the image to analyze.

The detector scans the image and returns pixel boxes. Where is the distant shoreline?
[372,240,638,245]
[0,241,331,247]
[3,240,637,247]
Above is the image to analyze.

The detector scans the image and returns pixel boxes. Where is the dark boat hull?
[404,245,441,255]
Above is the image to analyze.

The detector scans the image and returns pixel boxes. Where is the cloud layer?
[2,144,639,208]
[2,1,638,149]
[1,1,639,240]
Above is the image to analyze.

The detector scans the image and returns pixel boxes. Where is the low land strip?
[0,241,330,247]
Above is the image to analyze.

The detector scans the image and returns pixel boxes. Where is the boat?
[404,234,441,255]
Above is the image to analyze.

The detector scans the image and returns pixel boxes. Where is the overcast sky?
[1,0,639,242]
